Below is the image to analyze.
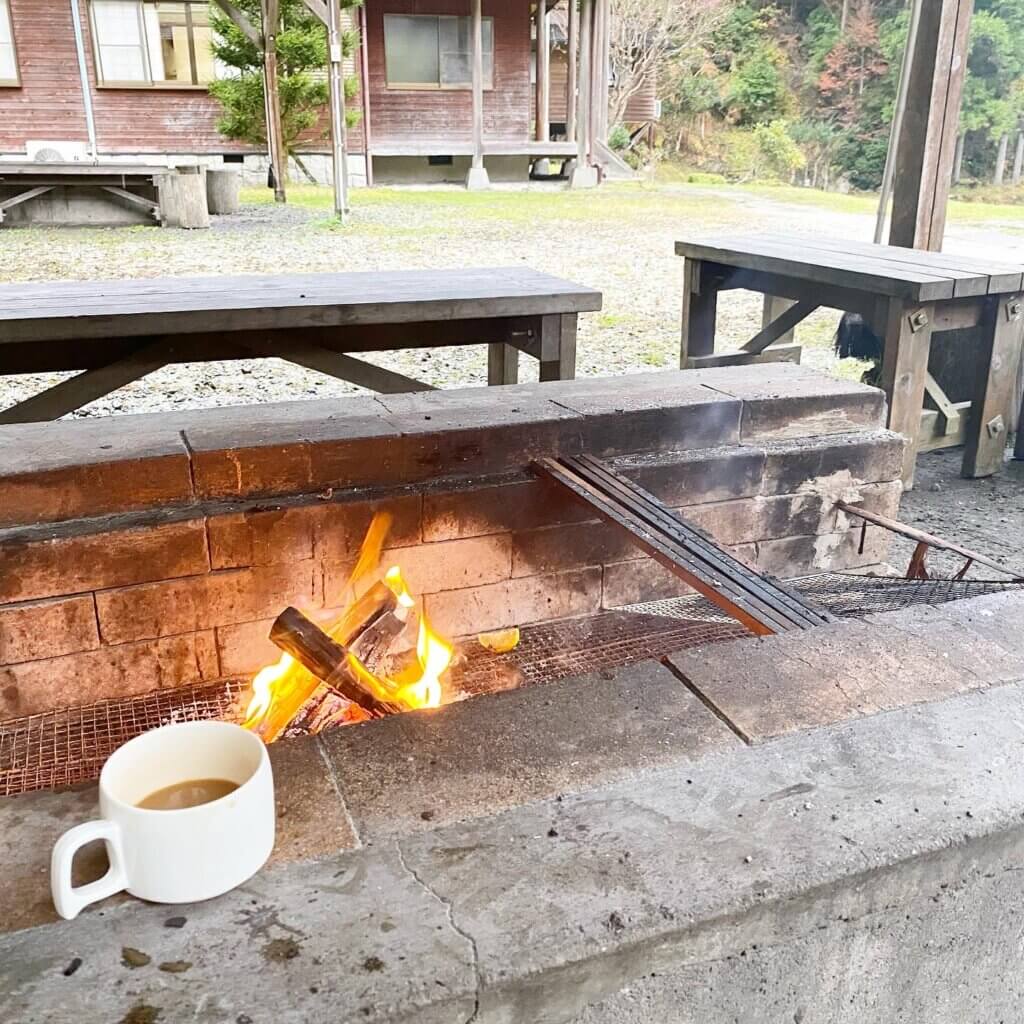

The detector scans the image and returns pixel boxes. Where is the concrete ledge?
[5,665,1024,1021]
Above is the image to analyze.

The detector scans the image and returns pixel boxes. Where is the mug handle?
[51,820,129,921]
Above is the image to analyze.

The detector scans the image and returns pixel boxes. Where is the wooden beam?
[261,0,287,203]
[100,186,160,220]
[210,0,261,46]
[888,0,973,250]
[740,299,817,353]
[0,185,53,222]
[535,1,550,143]
[233,338,435,394]
[565,0,578,143]
[0,342,170,423]
[686,343,802,370]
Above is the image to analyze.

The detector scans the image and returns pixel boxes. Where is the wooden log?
[270,606,405,717]
[159,167,210,229]
[206,168,241,215]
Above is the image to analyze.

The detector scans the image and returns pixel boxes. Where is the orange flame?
[242,514,453,735]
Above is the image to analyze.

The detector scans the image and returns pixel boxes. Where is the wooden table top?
[0,266,603,345]
[676,233,1024,302]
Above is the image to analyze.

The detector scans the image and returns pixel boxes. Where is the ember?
[243,513,454,742]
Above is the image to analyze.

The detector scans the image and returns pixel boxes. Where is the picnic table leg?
[680,258,717,368]
[875,297,934,490]
[538,313,577,382]
[761,295,796,345]
[962,293,1024,478]
[488,343,519,385]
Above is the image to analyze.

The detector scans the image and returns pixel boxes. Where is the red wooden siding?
[362,0,531,147]
[549,47,657,126]
[0,0,244,154]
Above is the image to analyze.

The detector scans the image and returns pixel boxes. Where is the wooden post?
[465,0,489,190]
[359,1,374,187]
[569,0,596,187]
[566,0,578,143]
[535,1,550,143]
[888,0,972,251]
[679,259,717,367]
[1013,130,1024,186]
[595,0,609,144]
[952,132,965,183]
[261,0,287,203]
[326,0,349,218]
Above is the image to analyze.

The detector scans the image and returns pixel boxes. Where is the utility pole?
[326,0,349,218]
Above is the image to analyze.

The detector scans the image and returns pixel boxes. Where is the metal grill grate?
[0,681,248,797]
[2,573,1022,798]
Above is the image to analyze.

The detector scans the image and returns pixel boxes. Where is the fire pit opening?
[3,366,1021,798]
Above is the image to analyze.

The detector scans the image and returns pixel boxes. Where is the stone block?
[665,617,981,743]
[511,520,631,578]
[762,431,905,494]
[183,397,400,501]
[423,475,592,542]
[753,526,891,578]
[312,492,422,563]
[423,567,602,636]
[319,659,741,841]
[215,617,278,677]
[692,362,886,441]
[615,444,767,505]
[0,632,219,717]
[602,558,694,608]
[95,563,318,645]
[324,534,513,601]
[0,519,210,604]
[267,736,359,865]
[0,417,194,527]
[0,595,99,666]
[378,390,584,482]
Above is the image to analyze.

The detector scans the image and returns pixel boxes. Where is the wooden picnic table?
[0,266,602,423]
[676,233,1024,488]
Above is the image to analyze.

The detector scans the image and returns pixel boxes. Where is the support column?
[261,0,287,202]
[565,0,578,143]
[888,0,972,250]
[359,2,374,187]
[534,1,551,175]
[326,0,349,218]
[569,0,597,188]
[465,0,490,190]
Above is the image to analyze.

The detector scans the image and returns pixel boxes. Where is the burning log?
[270,606,405,718]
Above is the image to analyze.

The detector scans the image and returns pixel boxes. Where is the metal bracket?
[986,414,1006,439]
[1006,297,1023,322]
[909,309,929,333]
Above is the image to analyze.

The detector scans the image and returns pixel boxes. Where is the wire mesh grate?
[2,573,1022,797]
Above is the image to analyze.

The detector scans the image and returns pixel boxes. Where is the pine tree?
[208,0,362,179]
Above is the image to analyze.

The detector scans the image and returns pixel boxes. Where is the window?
[90,0,215,86]
[0,0,18,86]
[383,14,493,89]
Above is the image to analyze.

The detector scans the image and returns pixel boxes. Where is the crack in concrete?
[395,840,482,1024]
[314,736,363,850]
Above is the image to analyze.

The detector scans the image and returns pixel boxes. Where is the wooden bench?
[676,233,1024,488]
[0,266,602,422]
[0,163,168,226]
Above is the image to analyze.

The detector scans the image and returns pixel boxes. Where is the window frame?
[383,13,495,92]
[89,0,212,90]
[0,0,20,88]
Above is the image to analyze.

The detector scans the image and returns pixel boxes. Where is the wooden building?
[0,0,619,186]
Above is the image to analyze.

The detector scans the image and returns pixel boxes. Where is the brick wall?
[0,367,904,718]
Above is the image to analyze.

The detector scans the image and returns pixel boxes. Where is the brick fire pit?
[5,364,1023,1022]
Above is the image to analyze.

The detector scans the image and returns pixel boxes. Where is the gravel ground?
[2,180,1023,572]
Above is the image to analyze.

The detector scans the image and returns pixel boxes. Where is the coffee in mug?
[51,721,275,920]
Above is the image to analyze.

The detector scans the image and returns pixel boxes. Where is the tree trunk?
[1013,131,1024,185]
[841,0,849,31]
[994,133,1009,185]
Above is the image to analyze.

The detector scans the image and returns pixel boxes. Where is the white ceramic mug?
[51,721,275,921]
